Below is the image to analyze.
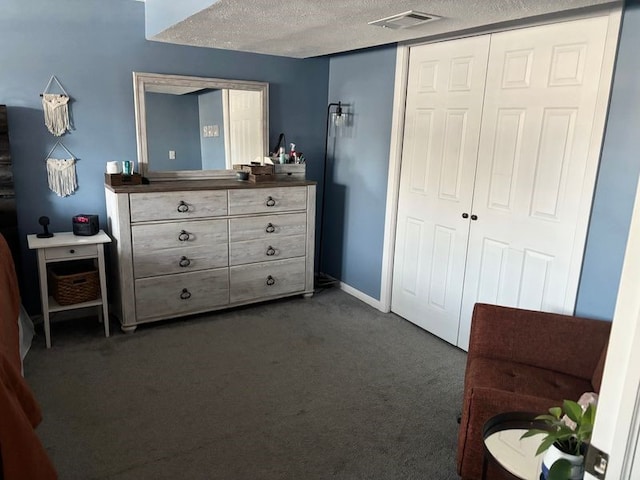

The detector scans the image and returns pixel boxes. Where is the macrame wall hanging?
[45,142,77,197]
[41,75,72,136]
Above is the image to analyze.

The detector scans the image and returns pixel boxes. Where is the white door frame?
[222,89,232,167]
[379,7,622,314]
[379,44,409,313]
[585,176,640,479]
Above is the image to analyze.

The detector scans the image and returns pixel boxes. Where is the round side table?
[482,412,550,480]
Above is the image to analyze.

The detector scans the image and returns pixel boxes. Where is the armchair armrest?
[468,303,611,381]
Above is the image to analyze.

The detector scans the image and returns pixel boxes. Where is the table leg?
[36,249,52,348]
[97,246,110,338]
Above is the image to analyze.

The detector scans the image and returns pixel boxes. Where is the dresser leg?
[303,293,314,299]
[120,324,137,334]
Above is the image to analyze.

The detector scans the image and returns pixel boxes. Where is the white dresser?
[105,179,316,331]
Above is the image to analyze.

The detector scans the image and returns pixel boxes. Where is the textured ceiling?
[150,0,619,58]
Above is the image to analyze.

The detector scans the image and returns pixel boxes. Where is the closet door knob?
[471,214,478,221]
[179,256,191,267]
[177,201,190,213]
[462,213,469,219]
[266,196,276,207]
[265,223,275,233]
[180,288,192,300]
[266,275,275,286]
[178,230,191,242]
[266,246,276,256]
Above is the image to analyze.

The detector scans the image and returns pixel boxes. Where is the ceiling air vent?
[368,10,440,29]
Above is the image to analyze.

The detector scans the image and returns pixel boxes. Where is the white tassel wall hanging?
[45,142,77,197]
[41,76,72,136]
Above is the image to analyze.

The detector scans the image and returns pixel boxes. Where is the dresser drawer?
[130,190,228,222]
[229,234,306,266]
[44,244,98,260]
[132,220,228,277]
[228,186,306,215]
[229,213,306,242]
[134,248,227,278]
[230,258,306,303]
[135,268,229,321]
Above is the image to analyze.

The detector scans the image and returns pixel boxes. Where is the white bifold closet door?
[392,15,614,350]
[391,35,490,346]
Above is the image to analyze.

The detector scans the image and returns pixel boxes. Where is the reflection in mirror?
[145,88,225,171]
[133,72,268,181]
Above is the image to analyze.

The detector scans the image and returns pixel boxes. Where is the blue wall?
[145,92,202,170]
[325,5,640,321]
[0,0,328,312]
[199,90,226,169]
[324,46,397,300]
[576,2,640,320]
[2,0,638,321]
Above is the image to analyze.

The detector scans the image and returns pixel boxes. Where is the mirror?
[133,72,269,181]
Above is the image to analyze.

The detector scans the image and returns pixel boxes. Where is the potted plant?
[521,399,596,480]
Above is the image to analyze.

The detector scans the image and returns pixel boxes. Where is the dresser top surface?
[105,178,316,194]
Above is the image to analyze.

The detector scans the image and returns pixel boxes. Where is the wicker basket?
[49,261,100,306]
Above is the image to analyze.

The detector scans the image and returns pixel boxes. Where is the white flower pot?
[541,444,584,480]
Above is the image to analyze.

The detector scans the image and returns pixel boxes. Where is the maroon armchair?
[456,303,611,480]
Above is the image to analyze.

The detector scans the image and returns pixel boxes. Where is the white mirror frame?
[133,72,269,181]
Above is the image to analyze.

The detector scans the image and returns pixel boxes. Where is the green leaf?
[563,400,583,424]
[580,424,593,437]
[536,414,561,424]
[521,429,548,439]
[549,406,563,419]
[535,415,557,422]
[556,425,577,437]
[536,435,558,456]
[583,403,596,426]
[548,459,572,480]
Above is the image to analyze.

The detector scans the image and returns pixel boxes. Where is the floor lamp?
[316,101,347,289]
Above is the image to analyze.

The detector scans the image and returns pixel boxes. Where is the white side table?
[483,412,548,480]
[27,231,111,348]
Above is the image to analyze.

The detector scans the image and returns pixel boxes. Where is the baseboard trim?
[338,282,387,312]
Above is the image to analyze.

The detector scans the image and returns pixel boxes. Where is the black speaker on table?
[36,216,54,238]
[72,214,99,236]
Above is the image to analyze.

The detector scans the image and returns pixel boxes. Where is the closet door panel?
[457,15,611,349]
[392,35,490,345]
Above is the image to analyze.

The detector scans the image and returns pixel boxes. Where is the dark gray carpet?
[23,288,467,480]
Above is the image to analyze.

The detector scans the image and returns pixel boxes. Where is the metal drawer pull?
[180,288,192,300]
[69,249,75,254]
[266,275,275,286]
[178,230,191,242]
[265,223,275,233]
[266,246,276,256]
[179,256,191,267]
[266,196,276,207]
[177,201,190,213]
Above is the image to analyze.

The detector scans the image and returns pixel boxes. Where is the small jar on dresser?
[105,179,316,332]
